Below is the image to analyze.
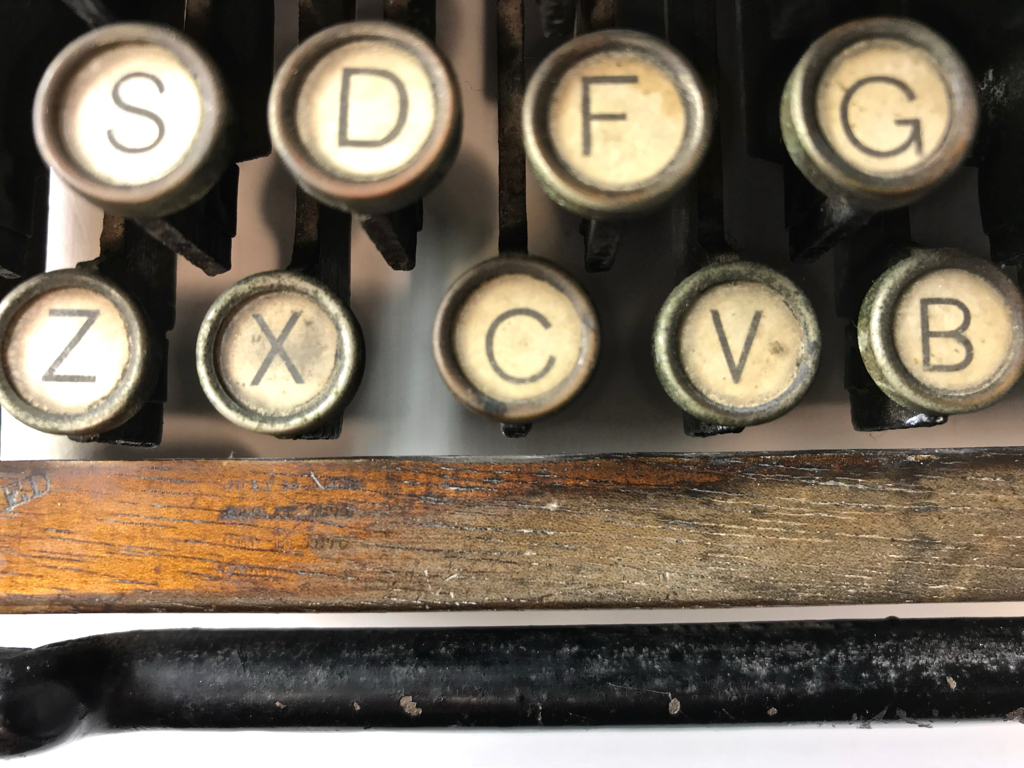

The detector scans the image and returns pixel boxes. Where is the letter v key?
[711,309,762,383]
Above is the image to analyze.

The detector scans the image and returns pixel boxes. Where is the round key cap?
[781,17,977,211]
[269,21,461,215]
[433,256,600,424]
[523,29,712,219]
[653,260,821,426]
[33,22,230,218]
[0,269,156,436]
[196,271,364,436]
[859,248,1024,414]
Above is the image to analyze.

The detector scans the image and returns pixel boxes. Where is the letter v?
[710,309,762,384]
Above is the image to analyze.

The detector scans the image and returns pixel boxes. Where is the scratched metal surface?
[2,0,1024,764]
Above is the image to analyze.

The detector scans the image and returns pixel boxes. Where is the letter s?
[107,72,166,154]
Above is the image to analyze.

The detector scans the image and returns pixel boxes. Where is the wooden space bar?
[1,449,1023,612]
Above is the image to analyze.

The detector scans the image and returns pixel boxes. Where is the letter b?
[338,68,409,148]
[921,297,974,372]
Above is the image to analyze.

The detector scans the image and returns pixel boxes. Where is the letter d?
[338,68,409,148]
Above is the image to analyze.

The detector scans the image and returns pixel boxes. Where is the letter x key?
[251,312,304,386]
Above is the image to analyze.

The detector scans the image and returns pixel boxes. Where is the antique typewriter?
[2,0,1024,759]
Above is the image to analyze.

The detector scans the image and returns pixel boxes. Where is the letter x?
[251,312,304,386]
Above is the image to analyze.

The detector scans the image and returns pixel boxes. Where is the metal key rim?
[32,22,231,219]
[196,271,364,436]
[781,16,977,211]
[268,21,462,216]
[523,29,712,220]
[858,248,1024,415]
[433,255,600,424]
[0,269,155,436]
[653,260,822,427]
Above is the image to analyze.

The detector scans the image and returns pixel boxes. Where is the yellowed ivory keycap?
[269,21,461,215]
[0,270,155,435]
[653,260,821,426]
[433,256,599,425]
[523,29,711,219]
[782,17,977,210]
[34,23,229,217]
[860,249,1024,414]
[196,271,364,436]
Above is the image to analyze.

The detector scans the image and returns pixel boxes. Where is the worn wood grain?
[1,450,1023,612]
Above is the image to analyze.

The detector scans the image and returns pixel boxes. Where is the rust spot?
[400,695,422,716]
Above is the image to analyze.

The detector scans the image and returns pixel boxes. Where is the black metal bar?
[71,215,176,447]
[355,0,437,272]
[500,421,532,437]
[666,0,737,437]
[0,1,85,279]
[358,206,421,271]
[497,0,528,254]
[789,196,876,264]
[0,175,49,283]
[282,191,351,441]
[832,208,948,432]
[537,0,575,39]
[185,0,275,164]
[581,219,623,273]
[136,165,238,276]
[576,0,615,34]
[384,0,436,38]
[299,0,356,35]
[59,0,117,26]
[4,618,1024,755]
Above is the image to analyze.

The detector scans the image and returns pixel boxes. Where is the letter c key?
[433,256,600,430]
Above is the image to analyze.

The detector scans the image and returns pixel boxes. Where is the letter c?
[485,308,556,385]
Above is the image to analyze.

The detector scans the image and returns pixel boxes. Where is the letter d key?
[269,21,461,216]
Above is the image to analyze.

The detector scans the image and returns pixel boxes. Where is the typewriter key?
[859,249,1024,414]
[782,17,977,211]
[653,261,821,427]
[0,269,155,436]
[522,29,712,219]
[269,21,461,215]
[33,23,230,218]
[196,272,364,436]
[433,256,599,425]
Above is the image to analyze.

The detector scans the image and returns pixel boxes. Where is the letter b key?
[860,249,1024,414]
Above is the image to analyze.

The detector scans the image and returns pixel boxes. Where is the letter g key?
[781,17,977,210]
